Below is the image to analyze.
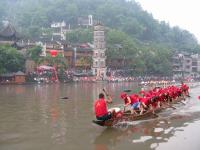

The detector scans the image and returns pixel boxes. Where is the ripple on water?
[159,121,165,124]
[132,136,152,143]
[151,143,159,149]
[154,128,164,133]
[0,133,22,143]
[164,127,174,134]
[156,137,162,140]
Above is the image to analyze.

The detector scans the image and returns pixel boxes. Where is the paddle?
[179,101,186,105]
[103,88,112,103]
[122,105,127,113]
[168,105,176,110]
[102,88,109,96]
[165,103,176,110]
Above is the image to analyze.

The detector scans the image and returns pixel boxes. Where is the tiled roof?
[0,23,21,39]
[15,71,25,76]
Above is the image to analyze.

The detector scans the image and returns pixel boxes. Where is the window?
[98,44,101,49]
[186,60,190,63]
[99,38,104,42]
[192,61,197,66]
[186,66,190,69]
[101,61,105,67]
[192,67,197,72]
[95,69,97,74]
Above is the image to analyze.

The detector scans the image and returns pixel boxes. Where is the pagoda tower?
[92,22,107,79]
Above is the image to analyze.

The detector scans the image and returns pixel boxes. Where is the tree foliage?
[0,45,25,74]
[1,0,199,53]
[44,53,68,70]
[66,28,93,43]
[27,46,67,71]
[27,46,43,64]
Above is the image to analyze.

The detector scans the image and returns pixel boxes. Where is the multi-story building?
[91,22,107,79]
[78,15,93,27]
[64,43,93,69]
[172,52,200,78]
[44,21,68,41]
[191,54,200,77]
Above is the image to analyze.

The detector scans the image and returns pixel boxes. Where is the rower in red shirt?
[181,82,189,97]
[94,93,113,121]
[120,93,144,115]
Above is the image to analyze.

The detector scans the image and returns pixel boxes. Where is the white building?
[50,21,67,41]
[92,22,107,79]
[78,15,93,27]
[172,52,200,78]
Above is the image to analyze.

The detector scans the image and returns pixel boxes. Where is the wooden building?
[0,71,26,84]
[64,43,93,69]
[45,41,64,57]
[14,71,26,84]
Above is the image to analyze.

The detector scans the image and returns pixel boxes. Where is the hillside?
[1,0,200,75]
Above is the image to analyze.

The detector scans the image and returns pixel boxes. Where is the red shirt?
[130,94,139,104]
[94,99,108,117]
[141,97,149,105]
[181,84,189,91]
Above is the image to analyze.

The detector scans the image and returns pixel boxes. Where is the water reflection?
[94,112,200,150]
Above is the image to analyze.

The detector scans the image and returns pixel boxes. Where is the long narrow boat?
[92,97,187,127]
[93,109,159,127]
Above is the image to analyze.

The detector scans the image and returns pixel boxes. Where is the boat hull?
[93,110,157,127]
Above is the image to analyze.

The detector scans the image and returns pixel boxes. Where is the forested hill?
[1,0,199,52]
[1,0,200,75]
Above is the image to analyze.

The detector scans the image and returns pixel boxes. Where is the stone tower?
[92,22,107,79]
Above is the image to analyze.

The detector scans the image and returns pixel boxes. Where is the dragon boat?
[92,97,187,127]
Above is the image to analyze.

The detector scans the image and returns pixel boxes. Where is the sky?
[135,0,200,43]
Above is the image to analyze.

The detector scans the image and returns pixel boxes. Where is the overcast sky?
[135,0,200,42]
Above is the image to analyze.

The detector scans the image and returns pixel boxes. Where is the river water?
[0,82,200,150]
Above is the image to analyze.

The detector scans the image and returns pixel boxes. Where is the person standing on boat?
[94,93,114,121]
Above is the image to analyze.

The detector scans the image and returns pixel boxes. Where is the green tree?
[44,53,67,70]
[66,28,93,43]
[27,46,42,65]
[0,45,25,74]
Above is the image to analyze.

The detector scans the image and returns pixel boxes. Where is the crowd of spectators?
[25,69,200,84]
